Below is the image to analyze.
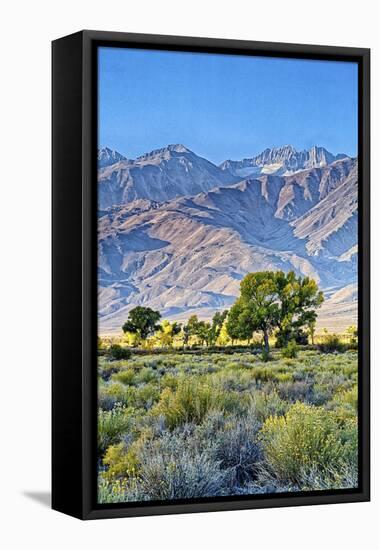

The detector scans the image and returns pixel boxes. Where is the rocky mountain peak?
[98,143,239,209]
[219,145,349,178]
[97,147,127,168]
[136,144,191,162]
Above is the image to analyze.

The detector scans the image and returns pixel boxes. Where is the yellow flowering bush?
[259,402,346,483]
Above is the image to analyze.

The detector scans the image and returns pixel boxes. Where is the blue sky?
[98,47,358,165]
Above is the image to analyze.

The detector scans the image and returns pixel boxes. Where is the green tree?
[216,321,231,346]
[172,322,182,337]
[182,324,191,348]
[184,315,210,346]
[196,321,212,346]
[186,315,200,336]
[122,330,142,347]
[347,325,358,344]
[183,315,200,346]
[274,271,324,347]
[208,310,228,346]
[156,320,182,348]
[238,272,280,353]
[122,306,161,344]
[226,300,255,345]
[231,271,323,353]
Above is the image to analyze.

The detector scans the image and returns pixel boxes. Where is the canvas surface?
[96,46,359,504]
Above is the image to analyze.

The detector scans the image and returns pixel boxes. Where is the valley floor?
[97,349,358,503]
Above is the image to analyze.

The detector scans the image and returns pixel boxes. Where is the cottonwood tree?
[226,300,255,345]
[182,323,191,348]
[228,270,323,353]
[208,310,228,346]
[122,306,161,345]
[238,272,280,353]
[184,315,210,346]
[274,271,324,347]
[156,320,181,348]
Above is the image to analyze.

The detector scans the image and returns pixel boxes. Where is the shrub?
[334,386,358,411]
[98,337,105,350]
[261,349,272,363]
[331,387,359,422]
[277,380,313,403]
[198,411,262,484]
[113,369,135,385]
[108,344,132,360]
[102,442,137,479]
[98,390,117,411]
[281,340,298,359]
[97,348,359,501]
[294,330,309,346]
[347,325,358,345]
[98,406,131,455]
[102,429,152,480]
[136,438,229,500]
[125,384,160,410]
[309,383,333,406]
[250,391,288,423]
[135,367,156,384]
[98,360,122,381]
[160,373,179,391]
[296,461,358,491]
[250,367,276,383]
[275,372,294,383]
[293,419,358,490]
[100,430,231,502]
[98,476,129,503]
[98,382,129,409]
[152,380,241,429]
[259,402,346,483]
[318,335,345,353]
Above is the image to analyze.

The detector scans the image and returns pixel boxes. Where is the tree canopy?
[226,271,324,352]
[122,306,161,342]
[156,320,182,348]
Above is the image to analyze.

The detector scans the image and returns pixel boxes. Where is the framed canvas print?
[52,30,370,519]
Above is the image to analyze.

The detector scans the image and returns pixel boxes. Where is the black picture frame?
[52,30,370,520]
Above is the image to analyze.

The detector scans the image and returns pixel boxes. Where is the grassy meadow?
[97,346,358,503]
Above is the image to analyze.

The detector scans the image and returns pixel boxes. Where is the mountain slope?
[291,159,358,257]
[316,283,358,332]
[98,157,358,333]
[274,157,355,220]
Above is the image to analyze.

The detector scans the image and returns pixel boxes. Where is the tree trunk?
[263,329,269,353]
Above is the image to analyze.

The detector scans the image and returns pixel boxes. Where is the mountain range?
[97,144,358,334]
[219,145,348,178]
[98,144,240,209]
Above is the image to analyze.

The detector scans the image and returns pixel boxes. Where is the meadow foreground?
[97,348,358,503]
